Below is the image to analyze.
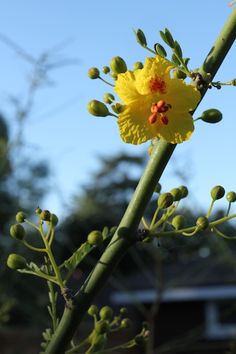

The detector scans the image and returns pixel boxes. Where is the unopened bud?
[10,224,25,240]
[7,253,27,269]
[88,67,100,79]
[170,188,182,201]
[226,191,236,203]
[40,210,51,221]
[15,211,26,223]
[196,216,209,230]
[172,215,185,230]
[211,185,225,201]
[50,213,58,226]
[87,230,103,246]
[88,304,98,316]
[133,61,143,70]
[121,318,131,328]
[179,185,188,199]
[35,207,42,215]
[103,93,115,104]
[110,56,127,74]
[158,193,174,209]
[111,103,125,114]
[154,183,162,194]
[88,100,110,117]
[99,306,113,321]
[102,66,110,74]
[134,29,147,47]
[201,109,222,124]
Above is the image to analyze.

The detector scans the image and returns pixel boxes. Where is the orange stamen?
[160,115,169,125]
[149,77,166,94]
[148,113,158,124]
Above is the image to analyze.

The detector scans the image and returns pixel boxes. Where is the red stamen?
[160,115,169,125]
[148,113,158,124]
[149,77,166,94]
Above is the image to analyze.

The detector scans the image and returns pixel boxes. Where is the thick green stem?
[45,9,236,354]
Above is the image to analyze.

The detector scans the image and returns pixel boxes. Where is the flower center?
[149,77,166,94]
[148,100,171,125]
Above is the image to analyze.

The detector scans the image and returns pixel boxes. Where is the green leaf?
[164,28,175,48]
[171,53,181,65]
[63,242,93,271]
[174,41,183,58]
[154,43,167,57]
[102,226,109,239]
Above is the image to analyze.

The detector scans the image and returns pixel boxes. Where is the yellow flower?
[114,56,201,144]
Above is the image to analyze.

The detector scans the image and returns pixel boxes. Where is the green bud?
[88,67,100,79]
[50,213,58,226]
[226,191,236,203]
[173,69,187,80]
[179,185,188,199]
[170,188,182,201]
[40,210,51,221]
[88,304,98,316]
[35,207,42,215]
[99,306,113,321]
[120,307,128,316]
[7,253,27,269]
[110,56,127,74]
[95,320,109,334]
[211,185,225,201]
[87,100,110,117]
[201,109,223,124]
[121,318,131,328]
[133,61,143,70]
[87,230,103,246]
[134,29,147,47]
[172,215,185,230]
[157,193,174,209]
[111,103,124,114]
[15,211,26,223]
[196,216,209,230]
[10,223,25,240]
[103,93,115,104]
[102,66,110,74]
[154,183,162,194]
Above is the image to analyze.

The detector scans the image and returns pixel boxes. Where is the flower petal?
[114,70,139,105]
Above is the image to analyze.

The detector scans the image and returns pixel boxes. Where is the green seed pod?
[102,66,110,74]
[103,93,115,104]
[157,193,174,209]
[87,230,103,246]
[7,253,27,269]
[201,109,223,124]
[10,223,25,240]
[179,185,188,199]
[99,306,113,321]
[196,216,209,230]
[173,69,187,80]
[133,61,143,70]
[110,56,127,74]
[95,320,109,334]
[211,185,225,201]
[172,215,185,230]
[87,100,110,117]
[170,188,182,201]
[227,191,236,203]
[15,211,26,223]
[88,67,100,79]
[134,29,147,47]
[40,210,51,221]
[50,213,58,226]
[121,318,132,328]
[88,304,98,316]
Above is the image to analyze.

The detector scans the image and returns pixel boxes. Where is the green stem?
[45,9,236,354]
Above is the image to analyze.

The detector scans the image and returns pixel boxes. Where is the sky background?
[0,0,235,217]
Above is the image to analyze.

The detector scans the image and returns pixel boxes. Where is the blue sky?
[0,1,235,216]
